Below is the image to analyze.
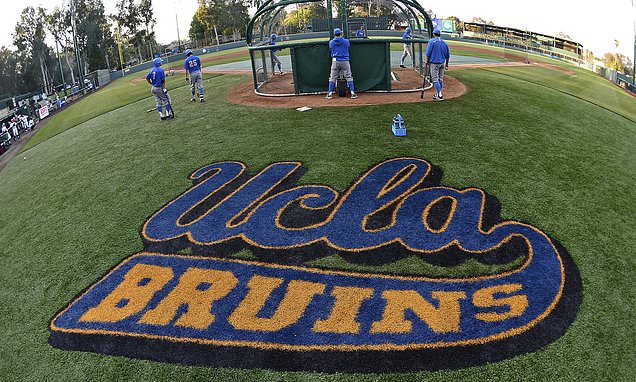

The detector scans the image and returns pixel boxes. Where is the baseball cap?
[333,28,342,36]
[433,29,441,36]
[153,57,162,66]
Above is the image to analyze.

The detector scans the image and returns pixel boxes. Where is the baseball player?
[146,58,173,120]
[326,28,357,99]
[10,118,19,140]
[400,27,412,68]
[269,34,284,75]
[184,49,205,102]
[355,27,365,38]
[425,29,450,101]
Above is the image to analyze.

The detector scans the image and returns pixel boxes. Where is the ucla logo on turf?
[49,158,580,371]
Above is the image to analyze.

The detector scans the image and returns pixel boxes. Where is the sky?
[0,0,634,61]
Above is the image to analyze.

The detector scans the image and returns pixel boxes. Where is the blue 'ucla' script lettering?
[143,158,548,254]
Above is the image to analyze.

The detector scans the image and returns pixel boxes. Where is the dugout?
[246,0,434,96]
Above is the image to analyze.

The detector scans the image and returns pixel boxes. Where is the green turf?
[22,74,223,151]
[483,65,636,122]
[0,53,635,380]
[389,41,509,62]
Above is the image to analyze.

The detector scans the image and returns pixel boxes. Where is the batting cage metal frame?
[246,0,434,96]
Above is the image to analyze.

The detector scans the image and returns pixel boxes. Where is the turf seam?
[480,68,636,124]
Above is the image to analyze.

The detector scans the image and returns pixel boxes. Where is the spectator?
[10,118,19,140]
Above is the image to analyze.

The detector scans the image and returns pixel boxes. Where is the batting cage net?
[247,0,434,96]
[251,46,292,94]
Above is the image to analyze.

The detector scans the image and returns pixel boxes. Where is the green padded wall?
[291,41,391,94]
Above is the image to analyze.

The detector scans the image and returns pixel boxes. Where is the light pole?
[176,13,181,51]
[116,25,125,76]
[632,0,635,85]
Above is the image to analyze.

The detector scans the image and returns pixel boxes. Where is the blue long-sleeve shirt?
[329,37,350,61]
[425,37,450,64]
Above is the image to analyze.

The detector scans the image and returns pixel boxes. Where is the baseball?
[202,49,207,53]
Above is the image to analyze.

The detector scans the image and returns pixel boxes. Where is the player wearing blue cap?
[400,27,412,68]
[326,28,357,99]
[146,58,172,120]
[425,29,450,101]
[184,49,205,102]
[269,34,284,75]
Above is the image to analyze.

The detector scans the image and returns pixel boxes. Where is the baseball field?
[0,42,634,380]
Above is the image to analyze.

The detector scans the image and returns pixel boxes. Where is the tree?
[218,0,249,41]
[138,0,157,58]
[13,6,56,93]
[471,17,494,26]
[247,0,264,8]
[0,47,19,96]
[74,0,115,73]
[189,10,207,42]
[602,52,633,75]
[113,0,144,63]
[195,0,250,43]
[47,6,77,85]
[284,4,327,33]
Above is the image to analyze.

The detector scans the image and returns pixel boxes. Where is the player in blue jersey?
[269,34,284,75]
[425,29,450,101]
[184,49,205,102]
[326,28,357,99]
[146,58,172,120]
[400,27,412,68]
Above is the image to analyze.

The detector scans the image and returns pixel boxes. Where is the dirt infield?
[226,70,467,108]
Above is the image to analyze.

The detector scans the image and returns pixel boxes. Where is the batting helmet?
[406,27,411,33]
[185,49,193,56]
[153,57,162,67]
[334,28,342,36]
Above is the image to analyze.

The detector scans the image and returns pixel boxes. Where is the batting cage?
[246,0,434,96]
